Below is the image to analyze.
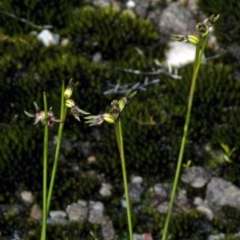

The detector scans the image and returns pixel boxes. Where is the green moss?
[0,0,84,35]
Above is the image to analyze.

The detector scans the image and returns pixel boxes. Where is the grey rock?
[133,234,143,240]
[207,233,225,240]
[196,204,214,221]
[47,216,68,225]
[131,176,143,184]
[66,200,88,223]
[88,201,104,224]
[206,177,240,210]
[129,182,143,203]
[101,215,115,240]
[156,201,169,214]
[181,166,211,188]
[159,2,197,35]
[150,183,167,207]
[20,190,34,204]
[50,210,67,219]
[175,188,191,212]
[99,183,113,197]
[133,233,153,240]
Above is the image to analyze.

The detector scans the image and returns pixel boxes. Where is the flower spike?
[24,102,61,127]
[85,113,115,126]
[65,99,89,121]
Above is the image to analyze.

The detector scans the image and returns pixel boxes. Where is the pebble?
[88,201,104,224]
[20,190,33,204]
[66,200,88,223]
[101,215,115,240]
[206,177,240,210]
[99,183,113,197]
[181,166,211,188]
[49,210,67,219]
[30,204,42,220]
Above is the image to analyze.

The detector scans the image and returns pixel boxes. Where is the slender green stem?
[114,119,133,240]
[41,92,48,240]
[162,35,209,240]
[46,81,67,214]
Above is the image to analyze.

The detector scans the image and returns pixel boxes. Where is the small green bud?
[64,79,76,99]
[118,99,126,112]
[64,88,73,100]
[103,113,115,124]
[187,35,200,45]
[207,14,220,26]
[65,99,75,108]
[196,23,208,37]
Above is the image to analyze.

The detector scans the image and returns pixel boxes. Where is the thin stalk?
[162,35,209,240]
[46,81,67,213]
[114,118,133,240]
[41,92,48,240]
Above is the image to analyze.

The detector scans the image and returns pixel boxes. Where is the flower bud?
[64,79,75,99]
[65,99,75,108]
[64,88,73,100]
[103,113,115,124]
[118,98,127,112]
[187,35,200,45]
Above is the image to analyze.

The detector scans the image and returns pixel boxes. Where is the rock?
[126,0,136,9]
[165,41,200,68]
[159,2,197,35]
[66,200,88,223]
[49,210,68,225]
[99,183,113,197]
[128,182,143,203]
[150,183,167,207]
[20,190,33,204]
[143,233,153,240]
[60,38,69,47]
[88,201,104,224]
[196,204,214,221]
[181,166,211,188]
[92,52,102,63]
[206,177,240,210]
[153,183,167,197]
[187,0,199,14]
[30,204,42,220]
[37,29,60,47]
[207,233,225,240]
[195,198,213,220]
[133,233,153,240]
[193,196,203,206]
[101,215,115,240]
[131,176,143,184]
[175,188,191,212]
[156,201,169,214]
[133,234,143,240]
[49,210,67,219]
